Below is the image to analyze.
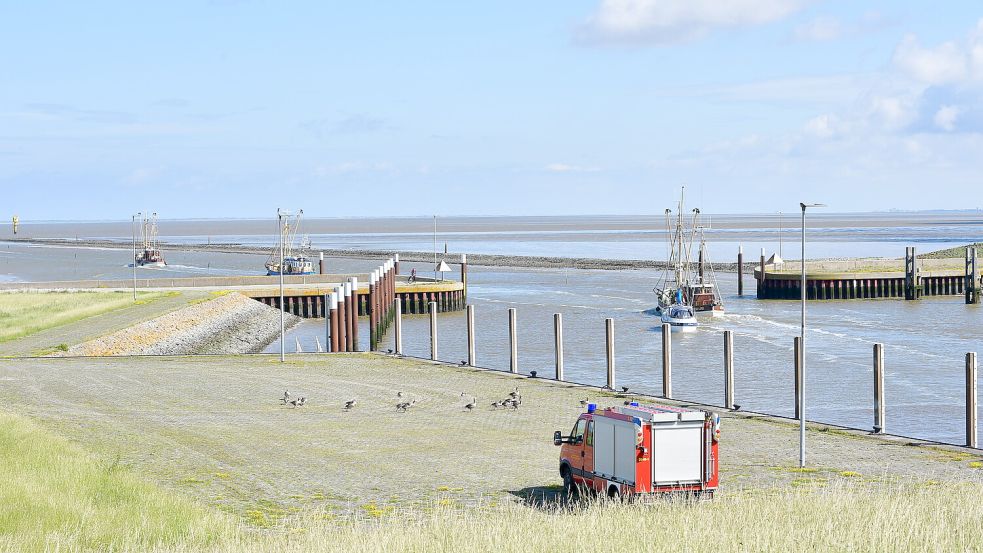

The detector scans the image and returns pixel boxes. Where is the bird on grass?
[281,391,290,404]
[396,399,417,412]
[344,399,357,410]
[397,391,404,398]
[464,396,477,412]
[491,400,504,409]
[508,387,519,399]
[288,399,299,408]
[297,397,306,407]
[579,397,589,407]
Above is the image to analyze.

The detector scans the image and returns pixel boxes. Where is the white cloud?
[545,163,600,173]
[792,16,842,42]
[933,105,960,131]
[580,0,804,45]
[803,114,840,138]
[893,35,968,85]
[867,95,917,130]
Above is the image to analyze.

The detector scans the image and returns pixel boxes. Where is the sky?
[2,1,983,220]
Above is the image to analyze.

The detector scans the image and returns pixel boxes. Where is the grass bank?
[0,290,166,344]
[0,411,231,552]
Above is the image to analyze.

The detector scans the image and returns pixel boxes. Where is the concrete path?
[0,354,979,519]
[0,291,208,357]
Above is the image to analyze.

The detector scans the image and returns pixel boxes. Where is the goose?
[579,397,589,407]
[281,391,290,404]
[344,399,357,410]
[297,397,306,407]
[397,391,404,398]
[491,400,503,409]
[508,387,519,399]
[464,396,477,412]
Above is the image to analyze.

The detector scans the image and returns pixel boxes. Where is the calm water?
[1,213,981,445]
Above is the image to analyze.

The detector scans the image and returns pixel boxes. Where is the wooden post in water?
[794,336,802,419]
[393,297,402,355]
[461,253,468,302]
[905,247,919,300]
[967,247,979,305]
[724,330,734,409]
[605,318,615,390]
[368,270,378,350]
[873,343,885,434]
[508,308,518,374]
[335,285,346,353]
[429,301,438,361]
[349,277,360,351]
[737,246,744,296]
[758,247,766,298]
[554,313,564,381]
[968,352,978,449]
[661,323,672,399]
[324,292,331,351]
[344,281,354,352]
[329,292,339,353]
[466,304,476,366]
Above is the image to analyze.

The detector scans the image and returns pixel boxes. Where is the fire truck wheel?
[562,471,578,499]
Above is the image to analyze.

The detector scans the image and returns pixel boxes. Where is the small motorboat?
[660,303,699,332]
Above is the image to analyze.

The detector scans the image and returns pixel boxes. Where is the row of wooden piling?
[322,277,359,352]
[407,304,979,449]
[368,256,398,351]
[749,246,983,302]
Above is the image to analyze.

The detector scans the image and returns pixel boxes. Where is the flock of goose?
[278,386,527,414]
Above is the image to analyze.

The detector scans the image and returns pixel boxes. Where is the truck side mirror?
[553,430,563,446]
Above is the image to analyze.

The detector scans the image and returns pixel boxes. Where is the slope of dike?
[63,292,301,356]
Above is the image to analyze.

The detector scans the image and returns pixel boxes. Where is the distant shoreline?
[5,237,756,271]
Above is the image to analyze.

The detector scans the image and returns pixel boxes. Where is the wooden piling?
[605,318,615,390]
[794,336,802,420]
[967,247,979,305]
[737,246,744,296]
[349,277,360,351]
[724,330,734,410]
[329,292,339,353]
[758,247,765,298]
[335,286,346,353]
[324,292,330,352]
[873,343,885,434]
[368,271,378,350]
[394,297,402,355]
[461,253,468,302]
[466,304,476,366]
[661,323,672,399]
[968,352,978,449]
[554,313,564,381]
[319,252,325,275]
[344,281,353,352]
[429,301,438,361]
[508,308,518,374]
[394,253,400,276]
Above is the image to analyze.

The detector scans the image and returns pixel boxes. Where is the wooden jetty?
[753,247,982,302]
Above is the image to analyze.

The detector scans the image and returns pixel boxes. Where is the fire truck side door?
[583,420,595,476]
[571,419,587,473]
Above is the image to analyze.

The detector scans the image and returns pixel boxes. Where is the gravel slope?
[64,293,301,356]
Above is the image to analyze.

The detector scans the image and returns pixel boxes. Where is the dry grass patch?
[0,290,164,343]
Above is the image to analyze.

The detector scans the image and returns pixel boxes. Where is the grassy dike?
[2,409,981,553]
[0,411,231,551]
[0,291,167,344]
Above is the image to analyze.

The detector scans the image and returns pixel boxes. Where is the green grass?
[0,291,165,343]
[0,411,232,552]
[922,243,983,259]
[3,405,983,551]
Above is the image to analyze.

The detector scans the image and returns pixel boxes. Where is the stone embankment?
[63,292,300,356]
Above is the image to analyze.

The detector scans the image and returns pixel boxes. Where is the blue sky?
[2,1,983,219]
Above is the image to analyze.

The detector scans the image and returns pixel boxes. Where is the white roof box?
[615,404,705,423]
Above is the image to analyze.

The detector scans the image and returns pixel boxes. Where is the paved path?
[0,354,979,520]
[0,291,208,357]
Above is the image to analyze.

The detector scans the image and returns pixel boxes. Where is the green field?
[0,291,165,344]
[3,407,981,552]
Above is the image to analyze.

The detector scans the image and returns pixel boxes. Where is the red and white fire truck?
[554,402,720,498]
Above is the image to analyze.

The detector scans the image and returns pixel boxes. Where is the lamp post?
[131,212,141,301]
[799,202,826,467]
[277,208,291,363]
[433,215,438,281]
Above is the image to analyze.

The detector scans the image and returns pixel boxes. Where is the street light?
[131,212,141,301]
[799,202,826,468]
[277,208,292,363]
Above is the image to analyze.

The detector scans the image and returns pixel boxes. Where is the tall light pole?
[433,215,438,281]
[277,208,291,362]
[131,212,141,301]
[799,202,826,467]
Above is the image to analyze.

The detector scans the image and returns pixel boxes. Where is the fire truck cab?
[554,403,719,498]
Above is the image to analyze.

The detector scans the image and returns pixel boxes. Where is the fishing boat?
[265,209,316,276]
[135,213,166,267]
[653,188,724,329]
